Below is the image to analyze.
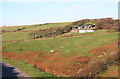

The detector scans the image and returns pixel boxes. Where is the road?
[1,62,29,78]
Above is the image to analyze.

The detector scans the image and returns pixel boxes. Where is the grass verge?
[2,58,57,77]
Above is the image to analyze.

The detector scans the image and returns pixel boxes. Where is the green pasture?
[2,29,108,42]
[2,32,31,41]
[23,22,72,31]
[3,32,118,57]
[2,21,119,77]
[2,22,72,41]
[2,22,71,31]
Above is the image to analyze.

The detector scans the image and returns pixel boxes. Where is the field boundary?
[2,32,113,43]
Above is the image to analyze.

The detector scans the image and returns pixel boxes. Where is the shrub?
[75,52,118,77]
[29,18,120,39]
[29,24,73,39]
[73,19,90,26]
[95,18,120,31]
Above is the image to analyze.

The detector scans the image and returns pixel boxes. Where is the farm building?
[71,25,95,33]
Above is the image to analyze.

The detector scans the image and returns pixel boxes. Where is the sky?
[0,0,119,26]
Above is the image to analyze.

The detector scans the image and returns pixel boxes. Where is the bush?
[95,18,120,31]
[29,18,120,39]
[29,24,73,39]
[75,52,118,77]
[73,19,90,26]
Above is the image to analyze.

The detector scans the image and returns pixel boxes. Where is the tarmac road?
[1,62,29,78]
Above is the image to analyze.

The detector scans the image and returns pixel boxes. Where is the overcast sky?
[0,0,119,26]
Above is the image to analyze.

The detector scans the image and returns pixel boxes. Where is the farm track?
[1,62,29,78]
[2,32,113,43]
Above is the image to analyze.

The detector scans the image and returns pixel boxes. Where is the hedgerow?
[29,18,120,39]
[29,24,73,39]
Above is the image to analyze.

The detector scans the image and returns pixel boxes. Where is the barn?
[71,25,95,33]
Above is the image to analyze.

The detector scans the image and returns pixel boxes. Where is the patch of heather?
[88,43,118,59]
[2,51,91,76]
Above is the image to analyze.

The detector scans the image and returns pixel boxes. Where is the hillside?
[2,18,119,77]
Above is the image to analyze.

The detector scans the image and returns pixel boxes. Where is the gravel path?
[1,62,29,78]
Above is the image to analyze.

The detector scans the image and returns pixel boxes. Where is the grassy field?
[2,31,118,76]
[2,22,71,31]
[3,32,118,55]
[2,30,106,42]
[2,32,31,41]
[2,22,72,41]
[2,22,119,77]
[23,22,72,31]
